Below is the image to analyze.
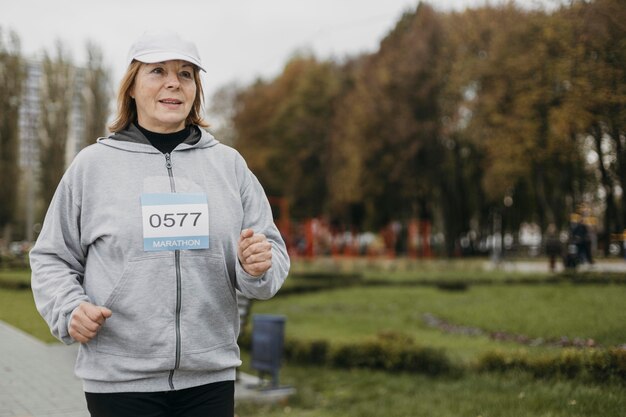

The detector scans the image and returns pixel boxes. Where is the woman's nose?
[165,72,180,88]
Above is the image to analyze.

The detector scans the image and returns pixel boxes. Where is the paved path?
[486,259,626,274]
[0,321,87,417]
[0,321,291,417]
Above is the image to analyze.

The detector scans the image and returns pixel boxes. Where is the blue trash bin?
[251,314,286,388]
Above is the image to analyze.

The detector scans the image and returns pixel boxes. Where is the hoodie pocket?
[179,252,238,354]
[96,254,176,358]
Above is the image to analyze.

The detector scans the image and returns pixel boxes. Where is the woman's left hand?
[238,228,272,277]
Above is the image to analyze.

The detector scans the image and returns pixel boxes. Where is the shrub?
[435,281,468,291]
[476,347,626,383]
[555,349,583,378]
[283,331,455,376]
[285,338,329,364]
[609,348,626,379]
[250,332,625,382]
[0,250,30,269]
[586,348,626,381]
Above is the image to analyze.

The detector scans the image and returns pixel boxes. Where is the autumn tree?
[458,5,588,236]
[435,8,496,254]
[565,0,626,253]
[208,82,240,146]
[82,41,110,144]
[233,53,345,219]
[0,28,24,245]
[223,0,625,256]
[331,3,446,232]
[39,42,73,211]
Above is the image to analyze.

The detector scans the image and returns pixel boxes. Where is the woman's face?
[131,60,197,133]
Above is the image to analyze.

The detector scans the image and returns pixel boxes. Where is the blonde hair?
[108,60,209,133]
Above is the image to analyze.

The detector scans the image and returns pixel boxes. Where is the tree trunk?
[593,123,616,256]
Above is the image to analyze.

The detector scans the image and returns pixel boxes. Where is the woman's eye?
[180,71,193,79]
[151,67,164,74]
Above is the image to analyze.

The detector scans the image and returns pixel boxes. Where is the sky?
[1,0,560,102]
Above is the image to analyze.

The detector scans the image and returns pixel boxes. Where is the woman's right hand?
[69,302,112,343]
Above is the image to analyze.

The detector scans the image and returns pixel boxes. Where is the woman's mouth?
[159,99,183,108]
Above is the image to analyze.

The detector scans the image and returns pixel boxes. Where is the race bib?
[141,193,209,251]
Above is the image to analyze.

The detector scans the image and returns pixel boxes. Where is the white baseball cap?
[126,31,206,72]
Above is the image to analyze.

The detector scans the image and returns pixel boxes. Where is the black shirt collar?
[136,123,191,154]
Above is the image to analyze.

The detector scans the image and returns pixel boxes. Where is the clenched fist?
[238,228,272,277]
[69,302,112,343]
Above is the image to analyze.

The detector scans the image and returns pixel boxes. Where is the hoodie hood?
[97,123,219,154]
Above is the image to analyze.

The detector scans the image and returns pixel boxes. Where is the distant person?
[545,223,562,272]
[581,216,595,264]
[572,214,593,264]
[30,31,290,417]
[565,214,581,268]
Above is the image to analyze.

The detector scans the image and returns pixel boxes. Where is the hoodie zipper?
[165,152,182,390]
[165,153,176,192]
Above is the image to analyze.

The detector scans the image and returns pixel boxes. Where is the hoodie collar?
[97,123,219,154]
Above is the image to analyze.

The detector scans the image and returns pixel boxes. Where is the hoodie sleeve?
[235,161,290,300]
[30,179,90,344]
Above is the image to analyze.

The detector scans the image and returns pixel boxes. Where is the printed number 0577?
[149,212,201,228]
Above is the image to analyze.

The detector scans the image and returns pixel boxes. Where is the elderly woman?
[30,32,290,416]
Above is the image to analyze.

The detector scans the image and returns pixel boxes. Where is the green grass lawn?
[0,268,31,287]
[2,264,625,416]
[250,284,626,364]
[0,287,57,343]
[236,356,626,417]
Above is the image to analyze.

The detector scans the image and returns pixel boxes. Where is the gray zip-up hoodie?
[30,125,290,393]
